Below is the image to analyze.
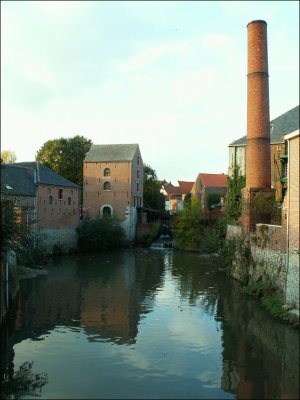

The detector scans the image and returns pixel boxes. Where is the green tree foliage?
[36,135,92,186]
[77,218,126,251]
[225,163,246,221]
[207,193,221,209]
[1,149,17,164]
[143,164,165,211]
[183,192,192,208]
[173,198,203,250]
[0,201,19,250]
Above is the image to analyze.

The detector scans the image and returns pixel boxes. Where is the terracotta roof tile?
[198,173,228,188]
[178,181,194,193]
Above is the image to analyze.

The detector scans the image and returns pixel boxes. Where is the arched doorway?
[100,204,113,218]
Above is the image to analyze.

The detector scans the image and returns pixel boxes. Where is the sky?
[1,1,299,184]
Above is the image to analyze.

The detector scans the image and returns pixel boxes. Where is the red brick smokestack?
[246,20,271,188]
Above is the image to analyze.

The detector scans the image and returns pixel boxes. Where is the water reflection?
[1,249,299,399]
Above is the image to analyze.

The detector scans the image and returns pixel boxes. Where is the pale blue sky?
[1,1,299,183]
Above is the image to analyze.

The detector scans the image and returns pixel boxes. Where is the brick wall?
[288,135,299,251]
[37,184,80,229]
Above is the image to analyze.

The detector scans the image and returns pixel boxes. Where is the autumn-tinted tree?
[36,135,92,186]
[1,149,17,164]
[143,164,165,211]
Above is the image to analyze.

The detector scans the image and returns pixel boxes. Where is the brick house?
[82,143,143,240]
[228,105,299,202]
[1,162,80,252]
[191,173,228,218]
[160,180,194,214]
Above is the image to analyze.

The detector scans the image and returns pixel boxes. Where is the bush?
[77,218,126,251]
[172,199,203,250]
[16,228,47,267]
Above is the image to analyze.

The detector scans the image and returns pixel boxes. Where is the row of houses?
[1,106,298,253]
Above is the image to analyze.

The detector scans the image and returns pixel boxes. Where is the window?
[137,156,140,165]
[49,195,53,205]
[103,182,111,190]
[68,197,71,206]
[58,189,63,199]
[137,182,139,192]
[104,168,111,177]
[282,160,288,180]
[137,169,140,178]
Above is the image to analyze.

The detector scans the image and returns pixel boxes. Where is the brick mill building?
[0,161,80,252]
[83,143,144,240]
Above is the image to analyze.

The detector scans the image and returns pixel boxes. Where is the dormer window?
[104,168,111,177]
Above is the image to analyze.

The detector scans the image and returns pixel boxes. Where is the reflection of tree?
[1,361,48,399]
[171,251,219,312]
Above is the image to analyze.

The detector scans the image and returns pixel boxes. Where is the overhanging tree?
[143,164,165,211]
[35,135,92,187]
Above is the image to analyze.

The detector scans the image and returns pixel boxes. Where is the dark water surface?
[1,249,299,399]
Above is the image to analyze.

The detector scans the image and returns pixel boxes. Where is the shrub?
[172,198,203,250]
[15,228,47,267]
[77,218,126,251]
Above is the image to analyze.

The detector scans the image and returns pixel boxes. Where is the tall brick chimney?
[246,20,271,188]
[240,20,274,234]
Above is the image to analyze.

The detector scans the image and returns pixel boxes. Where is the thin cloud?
[118,41,189,73]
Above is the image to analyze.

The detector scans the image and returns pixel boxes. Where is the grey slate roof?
[84,144,139,162]
[230,105,299,146]
[1,162,79,196]
[1,165,36,196]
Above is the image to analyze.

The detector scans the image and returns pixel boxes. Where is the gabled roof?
[84,144,139,162]
[230,105,299,146]
[198,173,228,188]
[15,162,80,188]
[1,164,36,196]
[178,181,194,194]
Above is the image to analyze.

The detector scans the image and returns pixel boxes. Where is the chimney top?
[247,20,267,27]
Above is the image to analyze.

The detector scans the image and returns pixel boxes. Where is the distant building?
[160,180,194,214]
[191,173,227,218]
[228,105,299,201]
[83,143,143,240]
[1,162,80,252]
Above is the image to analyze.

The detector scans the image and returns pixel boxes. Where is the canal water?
[1,249,299,399]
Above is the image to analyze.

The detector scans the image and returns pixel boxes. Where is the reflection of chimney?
[246,20,271,188]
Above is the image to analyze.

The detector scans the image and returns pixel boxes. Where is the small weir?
[150,234,172,249]
[150,225,172,249]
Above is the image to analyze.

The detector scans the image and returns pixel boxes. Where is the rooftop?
[230,105,299,146]
[85,144,139,162]
[198,173,228,188]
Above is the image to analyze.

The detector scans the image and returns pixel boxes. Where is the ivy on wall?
[225,163,246,222]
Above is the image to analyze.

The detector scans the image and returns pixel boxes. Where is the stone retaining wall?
[40,228,78,254]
